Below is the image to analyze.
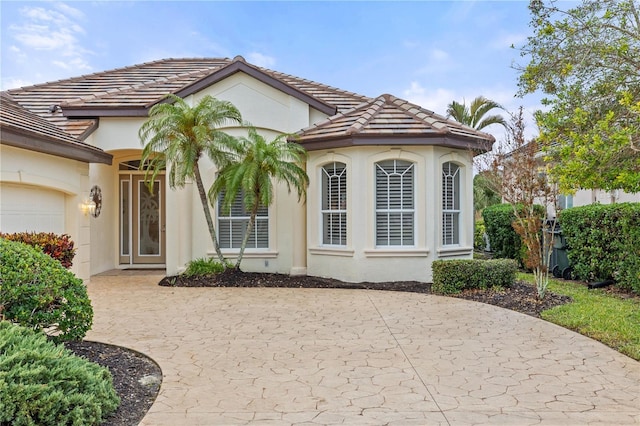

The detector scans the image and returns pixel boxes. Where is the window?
[321,162,347,245]
[218,192,268,249]
[375,160,414,246]
[442,162,460,245]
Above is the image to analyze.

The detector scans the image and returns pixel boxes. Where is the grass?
[519,273,640,361]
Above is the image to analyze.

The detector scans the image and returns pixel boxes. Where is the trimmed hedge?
[432,259,518,294]
[482,203,545,264]
[0,239,93,342]
[0,321,119,426]
[0,232,76,268]
[560,203,640,293]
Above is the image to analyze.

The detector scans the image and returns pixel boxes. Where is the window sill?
[437,246,473,257]
[210,250,279,259]
[364,248,429,258]
[309,247,355,257]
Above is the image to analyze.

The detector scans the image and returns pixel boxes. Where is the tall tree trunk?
[235,202,259,271]
[193,162,226,264]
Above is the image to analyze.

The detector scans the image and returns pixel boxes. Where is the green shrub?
[0,321,119,425]
[432,259,518,294]
[0,239,93,342]
[560,203,640,293]
[0,232,76,268]
[474,219,486,251]
[183,257,227,277]
[482,203,545,264]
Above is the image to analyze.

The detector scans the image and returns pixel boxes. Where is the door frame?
[119,172,166,265]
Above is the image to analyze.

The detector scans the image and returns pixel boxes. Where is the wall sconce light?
[81,199,97,216]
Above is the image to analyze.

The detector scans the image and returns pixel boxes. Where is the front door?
[119,174,166,265]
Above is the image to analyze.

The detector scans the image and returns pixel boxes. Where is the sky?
[1,0,549,141]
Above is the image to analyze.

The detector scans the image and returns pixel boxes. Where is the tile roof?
[0,93,112,164]
[295,94,495,151]
[3,57,493,154]
[6,57,371,137]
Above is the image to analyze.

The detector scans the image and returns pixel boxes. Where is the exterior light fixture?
[81,199,97,216]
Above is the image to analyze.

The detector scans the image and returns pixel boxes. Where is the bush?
[0,239,93,342]
[0,321,119,425]
[482,203,545,264]
[183,257,228,277]
[560,203,640,293]
[432,259,518,294]
[0,232,76,268]
[474,219,486,251]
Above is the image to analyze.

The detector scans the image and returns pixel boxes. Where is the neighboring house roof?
[295,94,495,152]
[0,93,112,164]
[3,57,494,155]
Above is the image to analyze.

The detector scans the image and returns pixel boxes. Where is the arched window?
[218,191,269,249]
[375,160,414,246]
[321,162,347,246]
[442,162,460,245]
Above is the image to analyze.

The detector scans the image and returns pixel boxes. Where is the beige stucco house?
[1,56,495,283]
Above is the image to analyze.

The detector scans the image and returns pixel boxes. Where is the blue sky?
[1,0,547,140]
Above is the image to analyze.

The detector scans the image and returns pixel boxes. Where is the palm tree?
[210,127,309,270]
[446,96,507,131]
[139,94,242,263]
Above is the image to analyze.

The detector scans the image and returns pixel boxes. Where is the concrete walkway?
[86,272,640,425]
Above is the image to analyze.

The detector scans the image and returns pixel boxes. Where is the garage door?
[0,183,65,234]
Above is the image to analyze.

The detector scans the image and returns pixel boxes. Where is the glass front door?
[119,174,166,265]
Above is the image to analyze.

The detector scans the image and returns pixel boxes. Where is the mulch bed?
[71,270,579,425]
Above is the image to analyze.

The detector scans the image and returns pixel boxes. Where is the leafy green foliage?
[0,232,76,268]
[474,220,486,251]
[210,127,309,270]
[0,239,93,342]
[482,204,545,264]
[473,172,501,214]
[0,321,119,425]
[560,203,640,293]
[183,258,228,277]
[446,96,507,131]
[519,0,640,193]
[139,94,243,263]
[432,259,517,294]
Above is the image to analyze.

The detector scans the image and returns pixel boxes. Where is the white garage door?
[0,183,65,234]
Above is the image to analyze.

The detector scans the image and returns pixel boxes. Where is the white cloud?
[246,52,276,68]
[416,48,456,75]
[490,32,527,50]
[1,78,34,90]
[8,3,93,74]
[402,81,456,117]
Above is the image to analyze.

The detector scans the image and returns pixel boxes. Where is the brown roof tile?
[6,57,371,136]
[0,93,112,164]
[295,94,495,152]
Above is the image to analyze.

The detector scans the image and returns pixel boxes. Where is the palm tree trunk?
[193,162,226,264]
[235,202,259,270]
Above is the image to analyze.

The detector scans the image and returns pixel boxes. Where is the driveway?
[86,272,639,425]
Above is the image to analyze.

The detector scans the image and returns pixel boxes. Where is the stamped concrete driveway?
[86,272,639,425]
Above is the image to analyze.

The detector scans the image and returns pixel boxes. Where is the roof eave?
[62,107,149,118]
[297,134,495,153]
[0,126,113,164]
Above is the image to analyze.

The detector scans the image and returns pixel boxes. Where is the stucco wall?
[0,144,92,280]
[305,146,475,283]
[86,71,322,276]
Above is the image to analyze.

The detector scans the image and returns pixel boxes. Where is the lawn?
[519,273,640,361]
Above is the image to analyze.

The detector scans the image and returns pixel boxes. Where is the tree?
[518,0,640,193]
[210,127,309,270]
[139,94,242,263]
[485,107,558,299]
[446,96,508,131]
[473,171,502,216]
